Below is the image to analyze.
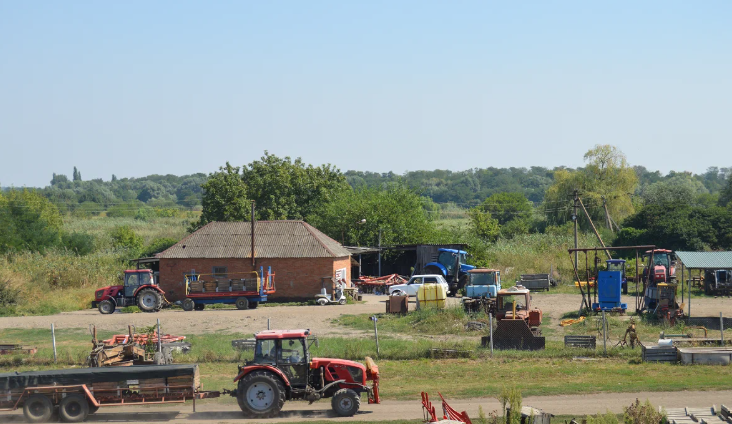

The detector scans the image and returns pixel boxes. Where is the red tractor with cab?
[229,329,380,418]
[92,269,166,314]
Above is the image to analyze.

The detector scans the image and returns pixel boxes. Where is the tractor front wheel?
[331,388,360,417]
[137,289,162,312]
[98,299,115,315]
[237,370,286,418]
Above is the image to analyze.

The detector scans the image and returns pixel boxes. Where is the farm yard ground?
[3,293,732,420]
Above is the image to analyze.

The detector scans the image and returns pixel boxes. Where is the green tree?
[73,166,82,182]
[544,145,638,227]
[641,174,708,206]
[468,208,500,242]
[309,184,436,247]
[476,192,532,225]
[720,175,732,207]
[110,226,144,252]
[242,152,350,220]
[192,163,250,231]
[0,189,63,253]
[140,237,179,257]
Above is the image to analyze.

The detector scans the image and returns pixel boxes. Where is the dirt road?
[3,390,730,423]
[1,294,730,336]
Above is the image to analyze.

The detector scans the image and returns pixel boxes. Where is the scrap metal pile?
[88,325,187,367]
[353,274,408,294]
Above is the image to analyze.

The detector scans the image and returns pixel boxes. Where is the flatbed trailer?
[0,364,219,423]
[182,266,276,311]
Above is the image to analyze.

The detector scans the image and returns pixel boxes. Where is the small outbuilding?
[155,221,351,302]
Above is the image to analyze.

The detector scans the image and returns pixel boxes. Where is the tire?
[23,395,54,423]
[59,394,89,423]
[182,298,195,312]
[331,388,360,417]
[248,301,259,309]
[622,283,628,295]
[317,298,328,306]
[236,370,286,418]
[194,303,205,311]
[390,290,405,297]
[98,299,115,315]
[338,298,347,305]
[235,297,250,310]
[705,281,713,296]
[137,288,161,313]
[458,274,469,292]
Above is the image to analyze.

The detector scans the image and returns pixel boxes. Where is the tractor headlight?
[95,290,104,299]
[347,366,364,384]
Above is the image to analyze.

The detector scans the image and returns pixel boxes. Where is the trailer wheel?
[235,297,250,310]
[98,299,115,315]
[59,394,89,423]
[237,370,286,417]
[194,303,205,311]
[23,394,54,423]
[137,288,161,312]
[248,301,259,309]
[331,388,360,417]
[182,298,195,312]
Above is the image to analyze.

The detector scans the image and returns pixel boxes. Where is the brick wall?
[159,256,350,302]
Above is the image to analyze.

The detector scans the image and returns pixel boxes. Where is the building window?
[213,266,227,279]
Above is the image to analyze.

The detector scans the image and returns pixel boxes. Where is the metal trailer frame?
[184,266,275,308]
[0,382,220,421]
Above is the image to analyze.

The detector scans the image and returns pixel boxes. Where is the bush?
[500,386,522,424]
[110,226,144,252]
[624,399,665,424]
[0,279,19,308]
[60,232,96,256]
[140,237,178,257]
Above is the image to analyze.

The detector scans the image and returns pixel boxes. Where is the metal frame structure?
[568,245,657,315]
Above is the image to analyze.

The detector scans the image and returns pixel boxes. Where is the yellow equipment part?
[560,316,585,327]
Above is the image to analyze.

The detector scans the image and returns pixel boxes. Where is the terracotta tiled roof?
[157,221,350,259]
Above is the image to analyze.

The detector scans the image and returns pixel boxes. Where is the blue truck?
[423,248,475,296]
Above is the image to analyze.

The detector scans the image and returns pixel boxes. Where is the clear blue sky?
[1,1,731,187]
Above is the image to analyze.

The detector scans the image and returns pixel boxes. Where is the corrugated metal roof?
[676,251,732,269]
[157,221,351,259]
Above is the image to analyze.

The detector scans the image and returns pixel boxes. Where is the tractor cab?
[641,249,681,315]
[424,248,475,295]
[233,329,380,418]
[642,249,676,285]
[494,285,543,334]
[123,270,155,297]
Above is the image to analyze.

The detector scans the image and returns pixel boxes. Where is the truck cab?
[465,269,501,298]
[424,248,475,295]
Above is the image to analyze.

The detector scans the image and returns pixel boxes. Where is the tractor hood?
[311,358,366,371]
[95,285,123,300]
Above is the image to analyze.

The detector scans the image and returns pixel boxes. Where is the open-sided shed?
[676,251,732,316]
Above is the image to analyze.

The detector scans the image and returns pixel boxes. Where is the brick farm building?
[154,221,351,302]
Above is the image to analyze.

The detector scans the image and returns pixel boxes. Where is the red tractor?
[229,329,380,418]
[92,270,166,314]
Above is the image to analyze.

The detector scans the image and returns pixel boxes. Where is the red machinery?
[229,329,380,418]
[92,270,166,314]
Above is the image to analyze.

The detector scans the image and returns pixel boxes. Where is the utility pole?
[251,201,256,268]
[573,190,579,269]
[377,228,382,277]
[602,197,613,233]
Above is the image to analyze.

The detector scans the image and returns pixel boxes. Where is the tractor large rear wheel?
[237,370,286,418]
[331,388,360,417]
[137,289,161,313]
